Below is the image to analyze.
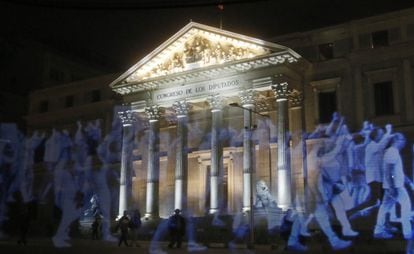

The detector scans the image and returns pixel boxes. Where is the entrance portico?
[110,22,309,218]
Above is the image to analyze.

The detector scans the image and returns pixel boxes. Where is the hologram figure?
[39,129,62,202]
[0,124,24,238]
[20,131,45,202]
[318,122,358,237]
[52,135,85,248]
[374,133,412,239]
[280,209,308,252]
[93,119,122,242]
[365,125,393,206]
[307,120,352,250]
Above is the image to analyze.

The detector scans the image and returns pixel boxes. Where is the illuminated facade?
[25,7,414,223]
[110,22,310,218]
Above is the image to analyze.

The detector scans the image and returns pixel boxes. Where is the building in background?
[0,36,108,127]
[26,73,119,134]
[24,7,414,225]
[271,7,414,140]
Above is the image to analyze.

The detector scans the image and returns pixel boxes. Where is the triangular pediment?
[111,22,294,87]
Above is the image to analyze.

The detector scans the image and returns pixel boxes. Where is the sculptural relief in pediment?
[126,29,271,82]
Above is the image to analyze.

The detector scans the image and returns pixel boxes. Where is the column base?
[144,213,160,221]
[277,204,292,211]
[242,207,251,213]
[209,208,219,214]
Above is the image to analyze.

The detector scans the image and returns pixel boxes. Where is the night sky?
[2,0,414,72]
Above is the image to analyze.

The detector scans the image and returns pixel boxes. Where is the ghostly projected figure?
[52,132,84,248]
[21,131,45,202]
[309,133,352,250]
[281,209,312,252]
[320,123,358,237]
[94,119,122,242]
[40,129,62,202]
[374,133,412,239]
[364,125,393,208]
[0,124,24,237]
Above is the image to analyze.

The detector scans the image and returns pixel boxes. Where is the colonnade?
[117,81,306,218]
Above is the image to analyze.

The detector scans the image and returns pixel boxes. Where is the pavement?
[0,235,411,254]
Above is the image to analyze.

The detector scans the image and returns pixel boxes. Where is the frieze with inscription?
[153,78,242,103]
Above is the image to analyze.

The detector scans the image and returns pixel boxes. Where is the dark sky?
[2,0,414,71]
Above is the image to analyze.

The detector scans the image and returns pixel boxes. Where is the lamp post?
[229,102,269,249]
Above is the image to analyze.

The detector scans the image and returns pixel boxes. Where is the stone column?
[240,90,256,213]
[117,109,135,218]
[172,100,189,211]
[207,94,223,214]
[288,90,307,212]
[272,82,292,210]
[144,105,161,219]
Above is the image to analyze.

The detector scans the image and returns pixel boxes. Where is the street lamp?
[229,102,269,249]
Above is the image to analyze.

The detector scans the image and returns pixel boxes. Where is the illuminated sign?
[153,78,242,103]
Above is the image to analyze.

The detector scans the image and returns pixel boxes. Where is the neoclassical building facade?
[110,22,311,218]
[24,8,414,228]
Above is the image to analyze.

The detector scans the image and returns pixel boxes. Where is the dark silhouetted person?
[129,209,141,247]
[117,210,130,247]
[168,209,186,249]
[91,215,101,240]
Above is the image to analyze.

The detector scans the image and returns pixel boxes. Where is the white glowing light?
[125,27,271,83]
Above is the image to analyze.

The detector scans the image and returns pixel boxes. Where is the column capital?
[172,100,191,118]
[239,89,256,107]
[207,94,223,112]
[118,109,136,126]
[271,82,290,101]
[145,104,161,122]
[288,90,303,108]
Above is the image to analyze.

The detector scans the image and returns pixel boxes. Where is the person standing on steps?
[117,210,130,247]
[168,209,186,249]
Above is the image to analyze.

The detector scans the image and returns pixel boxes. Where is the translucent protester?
[1,124,25,202]
[321,122,359,237]
[185,208,207,252]
[348,170,371,210]
[374,133,413,239]
[0,124,25,237]
[307,132,352,250]
[280,208,311,252]
[52,131,84,247]
[20,131,45,202]
[93,117,123,242]
[362,125,394,225]
[39,129,62,202]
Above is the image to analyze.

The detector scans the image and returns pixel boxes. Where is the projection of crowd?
[1,110,414,252]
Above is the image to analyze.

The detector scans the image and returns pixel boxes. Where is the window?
[318,91,337,123]
[296,46,318,62]
[65,95,74,108]
[374,81,394,116]
[333,38,352,57]
[39,100,48,113]
[371,30,389,48]
[318,43,334,60]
